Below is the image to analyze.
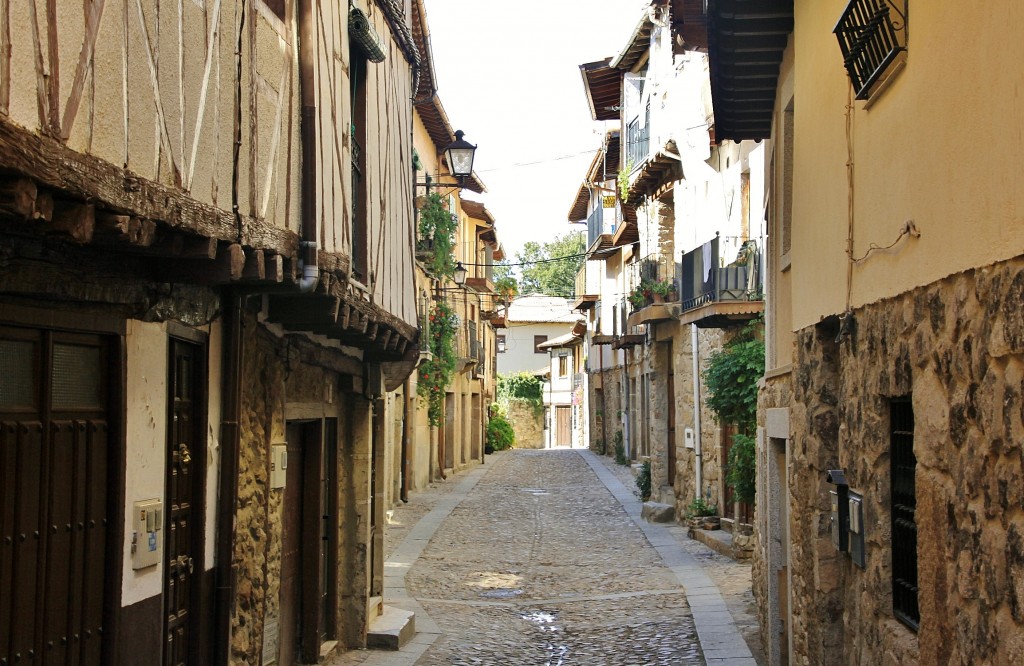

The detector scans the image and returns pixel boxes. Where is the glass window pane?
[52,343,103,410]
[0,338,36,409]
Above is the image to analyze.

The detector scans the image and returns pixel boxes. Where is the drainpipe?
[214,295,243,665]
[691,323,703,500]
[297,0,319,292]
[600,342,608,454]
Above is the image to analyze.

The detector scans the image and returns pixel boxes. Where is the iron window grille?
[834,0,907,100]
[890,396,919,631]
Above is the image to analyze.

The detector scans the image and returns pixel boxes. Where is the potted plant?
[649,278,671,304]
[686,497,720,530]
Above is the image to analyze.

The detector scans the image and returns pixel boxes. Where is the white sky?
[422,0,647,260]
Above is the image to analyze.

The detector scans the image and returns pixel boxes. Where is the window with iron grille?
[890,396,919,630]
[834,0,907,100]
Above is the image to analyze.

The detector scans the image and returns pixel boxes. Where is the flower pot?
[651,293,665,305]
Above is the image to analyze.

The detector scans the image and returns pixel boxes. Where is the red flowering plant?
[417,299,459,425]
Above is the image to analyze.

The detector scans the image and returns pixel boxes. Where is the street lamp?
[453,261,468,286]
[418,130,478,193]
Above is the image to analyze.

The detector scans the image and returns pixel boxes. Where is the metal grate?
[0,338,35,409]
[890,397,919,630]
[834,0,906,100]
[52,342,103,410]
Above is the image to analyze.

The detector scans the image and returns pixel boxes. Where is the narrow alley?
[331,450,762,666]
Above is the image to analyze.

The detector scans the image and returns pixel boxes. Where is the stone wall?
[503,399,544,449]
[232,324,286,663]
[589,365,625,455]
[757,256,1024,665]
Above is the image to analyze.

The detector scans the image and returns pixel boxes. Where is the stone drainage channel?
[329,450,758,666]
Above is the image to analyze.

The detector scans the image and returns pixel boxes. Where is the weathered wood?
[366,322,379,342]
[378,329,392,351]
[61,0,107,141]
[32,189,53,222]
[213,243,246,282]
[0,115,298,257]
[50,201,95,243]
[397,339,408,356]
[0,177,37,218]
[387,331,401,352]
[242,248,266,280]
[267,295,340,325]
[265,253,284,283]
[95,213,155,246]
[181,235,219,259]
[339,304,351,329]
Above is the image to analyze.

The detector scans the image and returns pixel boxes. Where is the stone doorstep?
[366,605,416,651]
[641,501,676,523]
[689,526,742,561]
[367,595,384,619]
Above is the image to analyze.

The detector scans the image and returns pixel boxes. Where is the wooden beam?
[181,235,218,259]
[94,213,157,247]
[212,243,246,282]
[0,114,298,256]
[366,322,379,342]
[339,304,351,330]
[50,201,95,243]
[267,295,341,325]
[32,189,53,222]
[378,329,392,351]
[387,332,401,353]
[0,177,36,218]
[397,339,408,356]
[242,248,266,280]
[265,253,284,283]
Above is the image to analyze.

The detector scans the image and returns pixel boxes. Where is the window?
[891,397,919,630]
[534,335,547,354]
[349,48,368,280]
[834,0,907,100]
[559,355,568,377]
[497,335,506,353]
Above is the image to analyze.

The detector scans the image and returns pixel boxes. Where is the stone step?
[366,605,416,651]
[367,595,383,619]
[641,501,675,523]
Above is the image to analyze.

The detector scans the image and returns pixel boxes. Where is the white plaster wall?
[121,320,169,606]
[497,322,573,375]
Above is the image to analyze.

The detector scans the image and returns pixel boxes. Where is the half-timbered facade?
[0,1,423,664]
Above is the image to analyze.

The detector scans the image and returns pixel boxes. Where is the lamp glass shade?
[453,262,468,286]
[445,130,476,177]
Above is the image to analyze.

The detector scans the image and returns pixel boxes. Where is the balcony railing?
[679,236,763,312]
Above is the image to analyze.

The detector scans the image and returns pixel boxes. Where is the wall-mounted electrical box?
[848,491,865,569]
[826,469,849,552]
[270,443,288,489]
[131,499,163,569]
[684,428,695,449]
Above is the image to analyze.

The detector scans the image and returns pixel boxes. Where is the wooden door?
[556,407,571,447]
[444,394,456,470]
[165,338,205,666]
[281,420,337,665]
[0,326,112,666]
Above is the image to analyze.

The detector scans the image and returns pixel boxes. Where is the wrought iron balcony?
[678,236,764,328]
[625,104,651,168]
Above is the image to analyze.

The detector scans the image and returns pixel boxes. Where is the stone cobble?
[331,449,764,665]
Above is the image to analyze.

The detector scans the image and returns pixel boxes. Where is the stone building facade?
[706,1,1024,664]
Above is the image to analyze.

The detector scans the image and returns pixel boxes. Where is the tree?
[516,232,585,297]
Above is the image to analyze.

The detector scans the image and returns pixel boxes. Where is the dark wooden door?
[281,420,337,665]
[556,407,571,447]
[0,326,112,666]
[444,394,455,469]
[165,339,204,666]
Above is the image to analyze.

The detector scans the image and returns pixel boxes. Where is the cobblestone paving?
[330,449,763,665]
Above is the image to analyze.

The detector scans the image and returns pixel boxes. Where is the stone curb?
[579,450,756,665]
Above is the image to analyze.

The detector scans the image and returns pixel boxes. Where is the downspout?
[691,323,703,500]
[599,343,607,454]
[297,0,319,292]
[214,295,243,665]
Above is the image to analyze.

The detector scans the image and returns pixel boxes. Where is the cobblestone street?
[331,449,763,666]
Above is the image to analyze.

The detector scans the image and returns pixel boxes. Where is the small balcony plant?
[628,284,648,311]
[417,193,458,278]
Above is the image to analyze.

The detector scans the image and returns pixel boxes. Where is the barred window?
[890,397,919,630]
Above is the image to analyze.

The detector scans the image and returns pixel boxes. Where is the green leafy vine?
[418,299,459,426]
[417,193,458,278]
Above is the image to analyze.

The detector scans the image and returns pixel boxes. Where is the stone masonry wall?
[766,256,1024,666]
[232,322,286,664]
[589,365,624,455]
[503,399,544,449]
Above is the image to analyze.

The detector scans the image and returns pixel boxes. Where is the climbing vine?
[417,193,458,278]
[417,299,459,426]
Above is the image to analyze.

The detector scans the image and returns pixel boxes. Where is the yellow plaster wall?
[790,0,1024,331]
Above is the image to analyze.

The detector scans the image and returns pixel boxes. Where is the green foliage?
[727,433,757,504]
[494,275,518,302]
[613,430,627,465]
[497,372,543,406]
[417,193,458,278]
[634,460,652,501]
[703,319,765,433]
[515,232,585,296]
[617,162,634,201]
[686,497,718,518]
[417,299,459,426]
[486,409,516,451]
[628,285,647,310]
[703,318,764,505]
[591,439,606,455]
